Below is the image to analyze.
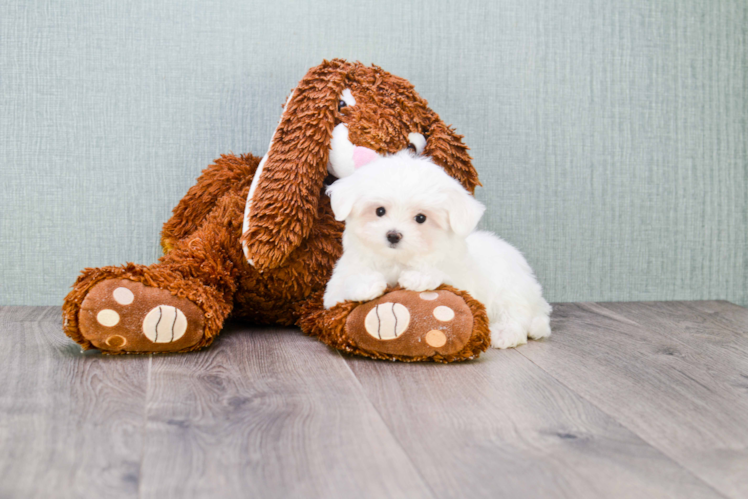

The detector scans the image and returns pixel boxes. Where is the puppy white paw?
[490,321,528,349]
[345,275,388,303]
[398,270,444,292]
[323,292,345,309]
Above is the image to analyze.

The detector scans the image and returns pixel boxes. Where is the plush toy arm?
[161,153,260,252]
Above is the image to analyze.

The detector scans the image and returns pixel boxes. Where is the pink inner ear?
[353,146,378,169]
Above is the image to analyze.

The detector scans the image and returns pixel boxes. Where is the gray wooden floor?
[1,301,747,498]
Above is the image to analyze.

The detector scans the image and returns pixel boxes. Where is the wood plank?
[0,309,149,498]
[3,302,742,497]
[684,300,748,339]
[138,323,432,498]
[520,301,748,498]
[344,347,719,498]
[0,305,62,323]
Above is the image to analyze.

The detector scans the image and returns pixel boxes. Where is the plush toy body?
[63,60,491,362]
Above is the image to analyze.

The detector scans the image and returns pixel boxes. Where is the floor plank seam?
[514,347,728,498]
[336,350,438,499]
[136,354,153,500]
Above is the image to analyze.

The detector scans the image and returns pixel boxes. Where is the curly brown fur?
[161,153,260,252]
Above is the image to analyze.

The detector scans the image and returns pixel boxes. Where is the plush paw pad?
[78,279,205,352]
[142,305,188,343]
[346,289,474,358]
[364,302,410,340]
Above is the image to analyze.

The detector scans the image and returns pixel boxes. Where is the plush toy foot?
[300,285,491,363]
[77,279,206,353]
[346,289,479,360]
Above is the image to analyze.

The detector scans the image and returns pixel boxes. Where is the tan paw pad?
[113,287,134,305]
[106,335,127,348]
[96,309,120,327]
[433,305,455,322]
[425,330,447,347]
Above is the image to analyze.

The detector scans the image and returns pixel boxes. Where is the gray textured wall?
[1,0,746,306]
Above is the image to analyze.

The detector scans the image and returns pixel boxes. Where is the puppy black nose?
[386,231,402,244]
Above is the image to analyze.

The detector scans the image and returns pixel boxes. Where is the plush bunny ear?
[243,60,351,270]
[446,185,486,237]
[423,118,481,194]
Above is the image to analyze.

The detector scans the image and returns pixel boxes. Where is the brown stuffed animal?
[62,59,491,362]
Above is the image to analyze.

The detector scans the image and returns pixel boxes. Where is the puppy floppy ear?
[325,177,360,222]
[423,118,481,194]
[243,60,350,270]
[446,186,485,237]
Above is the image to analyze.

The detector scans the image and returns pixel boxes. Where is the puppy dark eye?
[376,207,386,217]
[338,100,347,111]
[415,214,427,224]
[406,143,417,153]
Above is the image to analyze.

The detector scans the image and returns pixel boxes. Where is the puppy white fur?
[323,151,552,349]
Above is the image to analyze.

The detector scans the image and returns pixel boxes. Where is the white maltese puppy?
[323,151,551,349]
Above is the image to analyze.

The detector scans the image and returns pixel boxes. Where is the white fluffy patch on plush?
[408,132,427,155]
[340,88,356,107]
[242,154,268,263]
[328,124,357,178]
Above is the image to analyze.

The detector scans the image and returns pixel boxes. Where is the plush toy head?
[243,59,480,271]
